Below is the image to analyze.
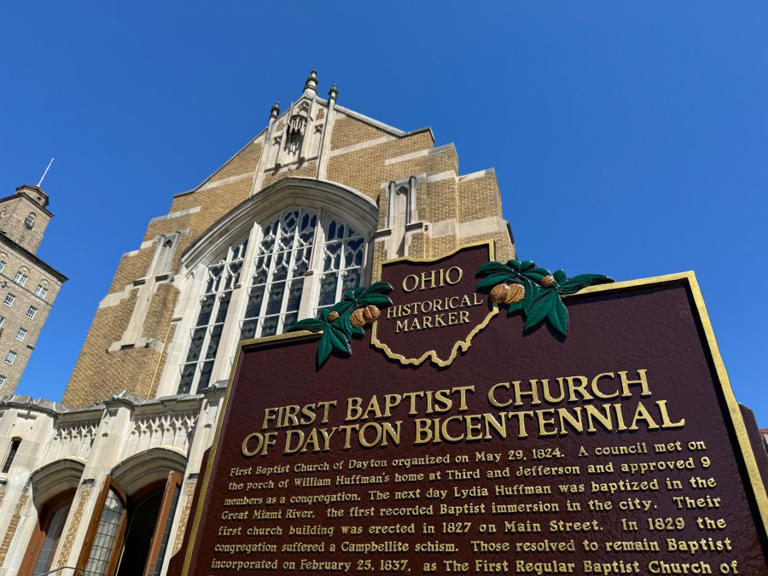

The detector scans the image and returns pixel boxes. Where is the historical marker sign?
[176,247,768,576]
[371,242,497,367]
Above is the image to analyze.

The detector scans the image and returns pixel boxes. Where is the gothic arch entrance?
[115,472,182,576]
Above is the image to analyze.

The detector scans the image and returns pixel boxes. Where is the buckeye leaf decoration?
[477,259,612,337]
[288,282,393,367]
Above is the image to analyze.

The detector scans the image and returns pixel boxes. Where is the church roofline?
[332,103,408,137]
[0,382,225,419]
[172,100,434,200]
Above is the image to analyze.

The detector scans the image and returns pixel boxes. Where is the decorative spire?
[270,101,280,120]
[328,83,338,102]
[303,70,318,96]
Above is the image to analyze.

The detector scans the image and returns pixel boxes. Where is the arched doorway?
[115,472,182,576]
[76,448,186,576]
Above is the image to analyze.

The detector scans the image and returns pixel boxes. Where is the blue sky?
[2,2,767,422]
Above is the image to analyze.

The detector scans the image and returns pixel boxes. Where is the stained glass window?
[177,209,367,394]
[240,209,317,340]
[316,216,366,313]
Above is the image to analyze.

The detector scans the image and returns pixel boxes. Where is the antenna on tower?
[37,157,54,187]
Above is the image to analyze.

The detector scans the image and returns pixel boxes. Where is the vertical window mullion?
[296,212,323,321]
[234,223,261,336]
[192,284,220,392]
[334,234,349,303]
[255,217,283,336]
[312,210,327,270]
[277,221,301,333]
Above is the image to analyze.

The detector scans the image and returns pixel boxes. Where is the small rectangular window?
[1,438,20,473]
[0,316,4,326]
[0,261,5,273]
[16,328,26,342]
[4,351,16,365]
[35,285,48,299]
[26,306,37,319]
[4,294,14,307]
[0,375,5,388]
[13,272,27,286]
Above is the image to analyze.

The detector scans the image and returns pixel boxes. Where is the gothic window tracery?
[240,209,316,340]
[178,240,247,395]
[176,207,368,395]
[316,218,365,312]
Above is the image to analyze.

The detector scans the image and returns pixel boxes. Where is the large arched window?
[177,208,367,394]
[178,240,248,395]
[239,209,317,340]
[315,215,366,312]
[239,209,365,339]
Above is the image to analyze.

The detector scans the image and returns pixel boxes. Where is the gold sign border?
[181,271,768,575]
[369,240,499,368]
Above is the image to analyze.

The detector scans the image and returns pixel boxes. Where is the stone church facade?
[0,73,514,576]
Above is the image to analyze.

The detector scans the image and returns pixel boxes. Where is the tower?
[0,184,66,395]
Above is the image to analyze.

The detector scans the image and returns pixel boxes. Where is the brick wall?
[63,102,514,407]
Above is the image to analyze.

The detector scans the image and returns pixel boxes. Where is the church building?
[0,72,513,576]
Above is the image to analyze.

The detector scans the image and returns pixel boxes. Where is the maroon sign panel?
[173,248,768,576]
[371,243,496,367]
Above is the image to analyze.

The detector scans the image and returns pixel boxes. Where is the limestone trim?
[149,206,202,223]
[156,180,378,398]
[326,135,394,158]
[46,420,98,469]
[458,168,495,182]
[429,215,510,240]
[124,407,198,459]
[98,285,135,309]
[260,155,319,175]
[30,459,84,508]
[0,396,66,417]
[384,148,430,166]
[110,447,187,497]
[181,177,378,270]
[332,106,407,137]
[107,232,182,352]
[199,172,255,191]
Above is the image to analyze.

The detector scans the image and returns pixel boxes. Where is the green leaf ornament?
[476,258,613,337]
[288,281,394,368]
